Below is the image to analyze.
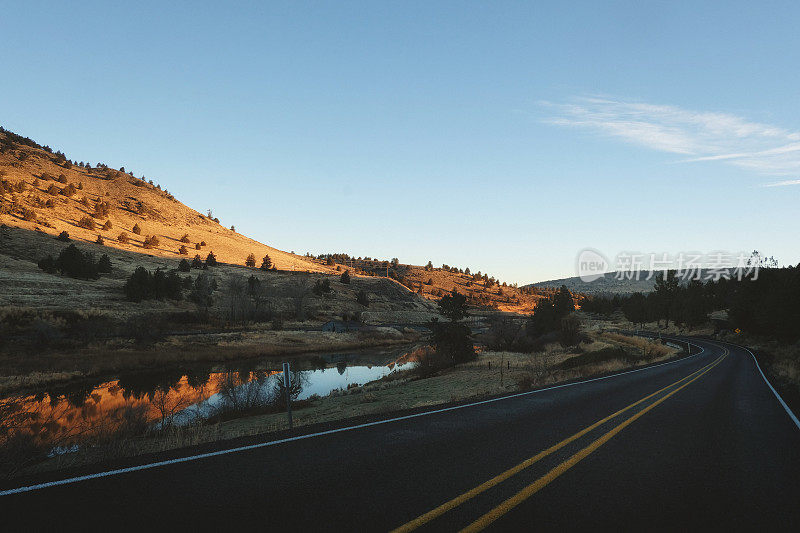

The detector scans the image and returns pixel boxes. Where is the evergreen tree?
[190,271,216,307]
[357,290,369,307]
[653,271,680,327]
[124,267,153,302]
[552,285,574,317]
[54,244,99,279]
[97,254,112,273]
[437,289,469,321]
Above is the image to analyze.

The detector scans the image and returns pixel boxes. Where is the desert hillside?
[0,127,330,273]
[305,255,546,314]
[528,272,657,295]
[404,265,543,313]
[0,126,541,317]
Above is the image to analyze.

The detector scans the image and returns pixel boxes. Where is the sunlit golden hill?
[0,128,330,273]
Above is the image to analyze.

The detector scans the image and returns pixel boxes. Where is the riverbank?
[15,331,678,478]
[0,327,420,395]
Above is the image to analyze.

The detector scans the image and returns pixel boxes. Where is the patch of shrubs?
[61,183,77,197]
[554,347,633,371]
[78,216,95,230]
[357,290,369,307]
[124,267,184,302]
[313,279,332,296]
[97,254,112,273]
[143,235,160,249]
[94,201,110,218]
[37,244,111,280]
[21,208,37,222]
[189,271,217,307]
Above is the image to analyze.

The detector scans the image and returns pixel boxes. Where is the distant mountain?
[527,272,659,295]
[529,269,748,295]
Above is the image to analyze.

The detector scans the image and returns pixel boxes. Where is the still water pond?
[0,345,419,453]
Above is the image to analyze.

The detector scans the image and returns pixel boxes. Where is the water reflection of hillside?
[0,343,422,457]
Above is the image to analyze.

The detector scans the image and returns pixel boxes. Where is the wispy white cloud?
[763,179,800,187]
[542,97,800,185]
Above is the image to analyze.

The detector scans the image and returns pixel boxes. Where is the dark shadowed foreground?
[2,338,798,531]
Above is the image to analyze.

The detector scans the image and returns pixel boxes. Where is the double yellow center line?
[391,347,728,533]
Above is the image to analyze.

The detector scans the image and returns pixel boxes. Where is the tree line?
[580,266,800,342]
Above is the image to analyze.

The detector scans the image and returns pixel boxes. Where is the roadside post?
[283,362,293,430]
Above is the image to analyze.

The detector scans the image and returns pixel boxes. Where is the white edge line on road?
[742,345,800,431]
[0,343,706,497]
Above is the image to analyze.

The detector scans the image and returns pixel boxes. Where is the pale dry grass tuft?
[600,332,674,358]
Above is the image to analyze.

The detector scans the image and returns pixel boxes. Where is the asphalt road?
[3,338,799,531]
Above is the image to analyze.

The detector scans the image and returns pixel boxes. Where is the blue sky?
[2,1,798,284]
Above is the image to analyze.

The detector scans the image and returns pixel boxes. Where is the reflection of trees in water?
[151,388,192,428]
[213,369,308,415]
[306,356,328,370]
[215,370,273,415]
[273,371,307,409]
[2,345,419,473]
[186,367,213,389]
[0,395,93,478]
[65,383,96,408]
[117,369,186,400]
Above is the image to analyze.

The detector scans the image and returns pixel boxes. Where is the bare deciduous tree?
[288,277,311,320]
